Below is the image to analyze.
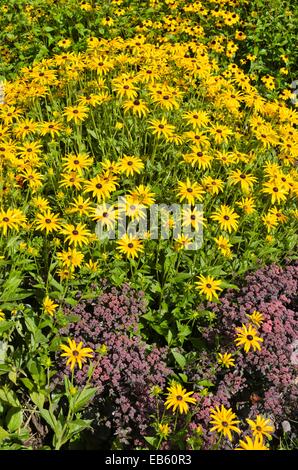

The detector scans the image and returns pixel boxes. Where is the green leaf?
[172,350,186,369]
[39,408,58,433]
[67,418,92,438]
[6,408,23,432]
[30,392,45,409]
[144,436,156,446]
[71,387,97,413]
[0,426,9,442]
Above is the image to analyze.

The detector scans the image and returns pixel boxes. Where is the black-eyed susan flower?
[217,352,235,368]
[43,296,58,316]
[195,274,222,301]
[236,197,256,215]
[92,203,118,229]
[235,436,268,450]
[60,223,91,247]
[229,169,257,193]
[177,178,205,205]
[116,233,144,259]
[235,324,263,353]
[35,210,61,234]
[57,248,84,269]
[63,104,89,124]
[182,207,206,230]
[262,181,288,204]
[0,208,26,235]
[158,423,171,438]
[123,98,149,117]
[60,338,94,371]
[246,415,274,440]
[164,382,196,414]
[62,153,93,173]
[118,155,144,176]
[246,311,264,327]
[83,175,114,200]
[148,117,175,139]
[214,235,232,258]
[209,405,241,441]
[211,205,239,233]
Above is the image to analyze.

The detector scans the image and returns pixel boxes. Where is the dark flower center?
[187,187,193,193]
[128,243,134,248]
[222,421,229,427]
[45,219,52,224]
[223,215,230,220]
[273,187,278,192]
[206,283,212,288]
[176,395,183,401]
[127,161,133,166]
[72,230,79,236]
[133,100,140,106]
[102,212,108,217]
[256,426,262,432]
[96,183,102,189]
[158,124,165,129]
[240,174,246,179]
[247,335,254,341]
[72,350,79,357]
[3,217,9,222]
[191,215,196,220]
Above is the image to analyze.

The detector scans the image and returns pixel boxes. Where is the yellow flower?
[235,324,263,353]
[43,296,58,316]
[116,233,144,259]
[246,311,264,327]
[0,309,5,321]
[35,210,61,234]
[60,338,94,371]
[246,415,274,440]
[210,405,241,441]
[177,178,205,205]
[118,155,144,176]
[235,435,268,450]
[60,223,91,247]
[63,104,89,124]
[214,236,232,257]
[158,423,171,438]
[211,205,239,233]
[164,382,196,414]
[217,353,235,368]
[195,274,222,301]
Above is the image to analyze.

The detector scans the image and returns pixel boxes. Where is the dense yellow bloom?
[164,382,196,414]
